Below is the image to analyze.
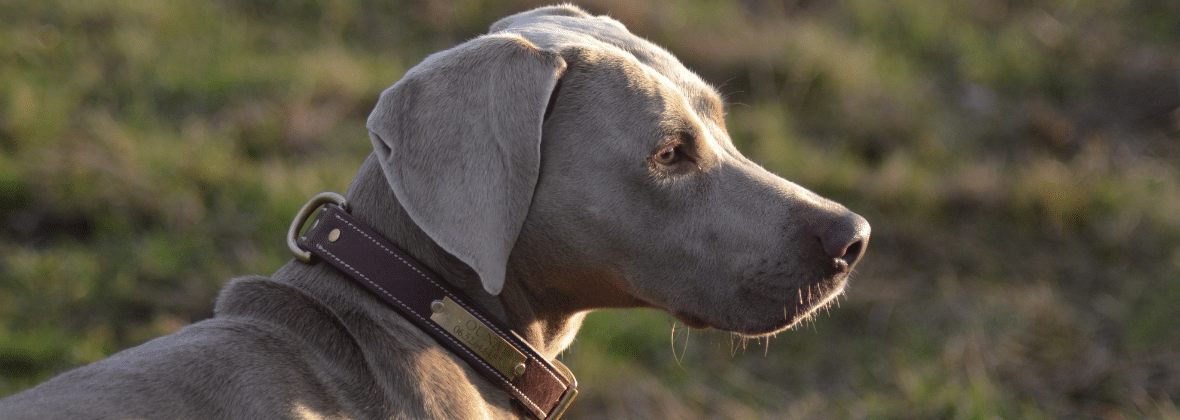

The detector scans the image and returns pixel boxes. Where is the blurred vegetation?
[2,0,1178,418]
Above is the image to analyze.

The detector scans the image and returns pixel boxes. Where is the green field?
[2,0,1179,418]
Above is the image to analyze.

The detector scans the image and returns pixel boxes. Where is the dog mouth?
[672,274,850,337]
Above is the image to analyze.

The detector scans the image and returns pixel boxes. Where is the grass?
[2,0,1179,418]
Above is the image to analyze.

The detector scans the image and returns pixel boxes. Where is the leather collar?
[289,193,577,419]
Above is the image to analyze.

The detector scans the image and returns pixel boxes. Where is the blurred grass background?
[2,0,1179,418]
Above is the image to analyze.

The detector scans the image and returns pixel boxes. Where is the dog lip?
[740,274,850,335]
[671,311,711,329]
[668,272,851,335]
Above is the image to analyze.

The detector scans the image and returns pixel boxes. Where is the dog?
[0,5,869,419]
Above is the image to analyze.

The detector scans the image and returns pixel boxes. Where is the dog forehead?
[492,10,642,54]
[490,7,724,121]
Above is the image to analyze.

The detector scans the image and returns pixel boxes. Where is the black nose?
[817,212,870,270]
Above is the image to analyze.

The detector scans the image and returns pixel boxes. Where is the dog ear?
[366,35,567,295]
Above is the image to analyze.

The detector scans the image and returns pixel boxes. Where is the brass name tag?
[429,297,527,380]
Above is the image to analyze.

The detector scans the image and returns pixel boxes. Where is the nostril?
[840,238,866,267]
[816,212,871,270]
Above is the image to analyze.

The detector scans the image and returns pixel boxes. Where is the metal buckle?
[508,331,579,420]
[287,192,349,263]
[546,359,578,420]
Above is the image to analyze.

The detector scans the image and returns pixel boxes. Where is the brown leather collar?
[288,193,577,420]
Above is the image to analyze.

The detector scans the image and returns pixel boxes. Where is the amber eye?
[654,145,679,165]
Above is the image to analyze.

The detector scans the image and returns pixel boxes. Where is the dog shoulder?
[0,317,348,418]
[0,277,378,419]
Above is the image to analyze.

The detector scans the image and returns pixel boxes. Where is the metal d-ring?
[287,192,349,263]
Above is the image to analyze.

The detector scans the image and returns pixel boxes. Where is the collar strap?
[288,192,577,420]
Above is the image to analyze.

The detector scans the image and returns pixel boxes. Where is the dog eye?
[654,145,680,165]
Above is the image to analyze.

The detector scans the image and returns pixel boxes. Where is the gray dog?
[0,5,869,419]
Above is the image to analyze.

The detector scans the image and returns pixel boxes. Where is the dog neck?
[274,154,583,360]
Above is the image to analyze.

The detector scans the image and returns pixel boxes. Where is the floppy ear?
[366,35,567,295]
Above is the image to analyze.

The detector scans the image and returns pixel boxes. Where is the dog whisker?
[670,323,684,368]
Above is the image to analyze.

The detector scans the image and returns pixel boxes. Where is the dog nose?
[818,212,870,270]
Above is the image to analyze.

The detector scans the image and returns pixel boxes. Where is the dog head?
[366,5,869,337]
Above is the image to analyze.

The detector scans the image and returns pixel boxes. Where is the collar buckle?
[546,359,578,420]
